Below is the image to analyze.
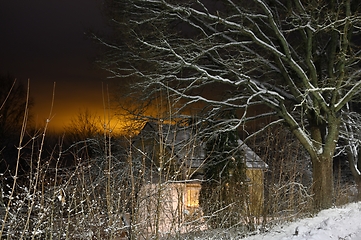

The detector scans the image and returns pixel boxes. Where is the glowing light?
[185,184,201,208]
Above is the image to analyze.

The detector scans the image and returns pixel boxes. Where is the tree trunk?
[354,176,361,201]
[349,164,361,201]
[311,155,334,211]
[347,147,361,201]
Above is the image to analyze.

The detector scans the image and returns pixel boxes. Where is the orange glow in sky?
[30,81,113,132]
[1,0,205,135]
[0,0,114,134]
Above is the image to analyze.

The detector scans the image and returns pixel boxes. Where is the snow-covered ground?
[245,201,361,240]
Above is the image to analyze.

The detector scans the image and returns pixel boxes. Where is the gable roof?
[237,140,268,169]
[137,122,267,170]
[138,122,205,167]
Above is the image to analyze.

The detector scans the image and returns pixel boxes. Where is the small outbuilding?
[130,121,267,238]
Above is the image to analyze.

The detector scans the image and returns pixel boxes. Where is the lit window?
[185,184,200,208]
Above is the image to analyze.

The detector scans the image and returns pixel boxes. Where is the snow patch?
[244,202,361,240]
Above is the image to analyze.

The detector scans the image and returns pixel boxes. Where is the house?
[237,139,268,216]
[130,121,267,238]
[133,121,206,179]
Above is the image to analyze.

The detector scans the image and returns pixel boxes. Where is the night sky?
[0,0,113,131]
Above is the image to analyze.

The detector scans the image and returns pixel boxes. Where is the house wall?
[135,182,204,239]
[246,168,265,217]
[134,170,264,239]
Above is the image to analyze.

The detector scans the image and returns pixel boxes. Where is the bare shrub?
[1,94,359,239]
[248,125,314,224]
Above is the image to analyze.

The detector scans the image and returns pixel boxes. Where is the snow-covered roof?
[137,122,267,170]
[138,122,205,166]
[238,140,268,169]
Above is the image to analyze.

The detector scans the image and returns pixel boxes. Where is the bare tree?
[64,108,104,142]
[340,103,361,200]
[0,75,32,176]
[99,0,361,210]
[0,76,30,145]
